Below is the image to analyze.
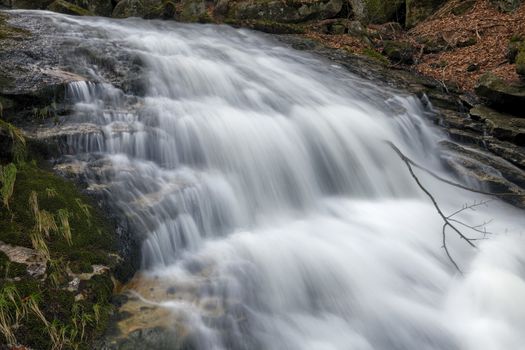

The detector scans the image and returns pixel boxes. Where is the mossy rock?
[361,47,389,64]
[382,40,415,64]
[0,162,116,264]
[0,251,27,277]
[489,0,522,13]
[47,0,94,15]
[0,13,31,40]
[4,0,53,9]
[406,0,445,28]
[226,0,343,24]
[225,19,306,34]
[348,0,404,24]
[475,72,525,115]
[451,0,476,15]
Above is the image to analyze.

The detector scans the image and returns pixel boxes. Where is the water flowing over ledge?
[10,11,525,350]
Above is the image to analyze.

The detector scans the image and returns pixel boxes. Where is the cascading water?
[17,11,525,350]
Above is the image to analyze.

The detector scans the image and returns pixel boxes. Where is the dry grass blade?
[58,209,72,246]
[0,163,17,210]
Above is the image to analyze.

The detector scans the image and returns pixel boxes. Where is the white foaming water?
[22,11,525,349]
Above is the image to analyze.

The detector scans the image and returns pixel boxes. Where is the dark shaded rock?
[180,0,207,21]
[474,72,525,115]
[470,105,525,145]
[517,47,525,78]
[100,327,188,350]
[382,40,415,64]
[466,63,479,72]
[112,0,161,18]
[507,36,523,63]
[226,0,343,23]
[2,0,52,9]
[47,0,94,15]
[71,0,113,16]
[439,140,525,208]
[348,0,404,24]
[405,0,446,28]
[489,0,522,12]
[417,35,448,53]
[451,0,476,15]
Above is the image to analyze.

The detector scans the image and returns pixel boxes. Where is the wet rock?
[68,0,113,16]
[47,0,94,15]
[180,0,207,21]
[439,141,525,208]
[474,72,525,115]
[103,327,181,350]
[470,105,525,145]
[226,0,343,23]
[112,0,162,18]
[382,40,415,64]
[405,0,446,28]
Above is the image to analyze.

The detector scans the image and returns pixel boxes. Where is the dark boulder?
[474,72,525,115]
[225,0,343,23]
[382,40,415,64]
[405,0,446,28]
[489,0,522,12]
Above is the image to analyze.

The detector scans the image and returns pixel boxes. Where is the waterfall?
[26,11,525,350]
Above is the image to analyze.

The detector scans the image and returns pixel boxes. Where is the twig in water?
[385,141,513,273]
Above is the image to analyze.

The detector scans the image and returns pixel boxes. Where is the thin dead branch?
[385,141,512,273]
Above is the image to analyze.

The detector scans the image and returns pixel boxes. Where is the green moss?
[0,124,117,348]
[70,259,94,274]
[361,47,389,65]
[0,162,115,259]
[0,13,31,41]
[0,251,27,278]
[361,0,405,24]
[224,19,306,34]
[47,0,94,15]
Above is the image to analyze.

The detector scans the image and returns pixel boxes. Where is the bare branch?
[385,141,525,197]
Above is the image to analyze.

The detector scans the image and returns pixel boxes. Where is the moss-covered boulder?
[382,40,415,64]
[47,0,94,15]
[71,0,114,16]
[226,0,343,23]
[180,0,208,21]
[1,0,53,9]
[490,0,522,12]
[348,0,404,24]
[405,0,445,28]
[112,0,165,18]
